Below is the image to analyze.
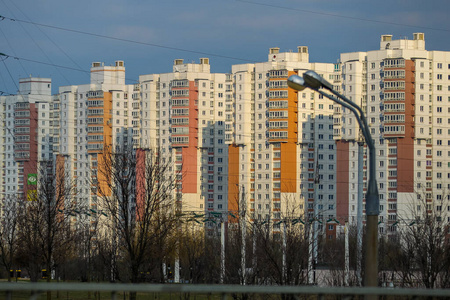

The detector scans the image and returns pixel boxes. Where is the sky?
[0,0,449,94]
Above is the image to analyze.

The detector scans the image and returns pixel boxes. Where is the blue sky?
[1,0,449,94]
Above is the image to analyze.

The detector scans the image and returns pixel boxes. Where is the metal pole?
[174,250,180,283]
[313,149,319,282]
[307,223,313,285]
[282,221,286,284]
[344,222,349,286]
[240,186,246,285]
[220,221,225,284]
[252,222,257,284]
[356,142,363,286]
[288,72,379,293]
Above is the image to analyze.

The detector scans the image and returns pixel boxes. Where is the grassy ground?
[0,280,226,300]
[0,290,228,300]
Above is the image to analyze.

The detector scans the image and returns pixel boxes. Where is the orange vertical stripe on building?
[336,140,349,223]
[397,60,415,193]
[280,142,297,193]
[181,81,199,194]
[280,71,298,193]
[135,149,146,221]
[228,144,240,220]
[95,92,113,198]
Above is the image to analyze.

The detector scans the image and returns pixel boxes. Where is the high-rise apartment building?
[0,77,54,209]
[335,33,450,234]
[229,47,337,234]
[1,33,448,238]
[139,58,230,218]
[56,61,139,219]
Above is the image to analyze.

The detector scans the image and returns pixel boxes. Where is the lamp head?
[287,75,307,91]
[303,70,333,91]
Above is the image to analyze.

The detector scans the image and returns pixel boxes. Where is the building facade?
[229,47,337,235]
[0,77,53,211]
[56,61,139,222]
[1,33,449,237]
[139,58,230,222]
[335,33,450,234]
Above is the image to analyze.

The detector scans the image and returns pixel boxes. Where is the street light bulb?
[303,70,333,91]
[287,75,307,91]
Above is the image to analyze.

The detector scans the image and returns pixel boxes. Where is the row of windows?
[269,131,288,139]
[172,136,189,144]
[87,100,104,107]
[15,127,30,133]
[268,100,288,109]
[171,127,189,135]
[87,135,104,142]
[14,119,30,125]
[15,111,30,117]
[269,70,288,78]
[268,121,288,129]
[171,108,189,116]
[171,80,189,87]
[87,117,104,124]
[87,126,104,133]
[383,114,405,123]
[383,59,405,68]
[383,70,405,79]
[384,103,405,112]
[171,99,189,106]
[171,118,189,125]
[268,111,288,119]
[384,81,407,94]
[268,90,288,99]
[268,80,288,88]
[88,109,104,116]
[87,143,103,150]
[171,90,189,97]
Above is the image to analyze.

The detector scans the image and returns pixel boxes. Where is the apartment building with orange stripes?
[334,33,450,234]
[0,78,54,209]
[139,58,231,221]
[229,47,337,234]
[1,33,449,237]
[55,61,140,221]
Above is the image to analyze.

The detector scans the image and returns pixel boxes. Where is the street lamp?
[288,71,379,290]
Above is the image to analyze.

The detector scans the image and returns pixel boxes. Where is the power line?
[0,53,140,84]
[0,15,255,63]
[0,0,71,85]
[234,0,450,33]
[4,0,84,71]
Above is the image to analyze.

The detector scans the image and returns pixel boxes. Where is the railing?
[0,282,449,300]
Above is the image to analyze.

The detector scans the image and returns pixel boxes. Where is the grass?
[0,291,229,300]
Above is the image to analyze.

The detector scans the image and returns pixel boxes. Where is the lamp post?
[288,71,379,291]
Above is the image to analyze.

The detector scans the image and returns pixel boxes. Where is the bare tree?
[94,146,179,300]
[383,189,450,288]
[177,218,210,283]
[0,195,21,281]
[15,159,75,300]
[242,196,308,289]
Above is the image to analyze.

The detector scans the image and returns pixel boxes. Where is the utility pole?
[220,218,225,283]
[345,222,350,286]
[356,141,364,286]
[240,185,246,285]
[282,220,287,283]
[308,148,320,285]
[252,221,257,284]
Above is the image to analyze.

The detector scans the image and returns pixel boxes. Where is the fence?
[0,282,449,299]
